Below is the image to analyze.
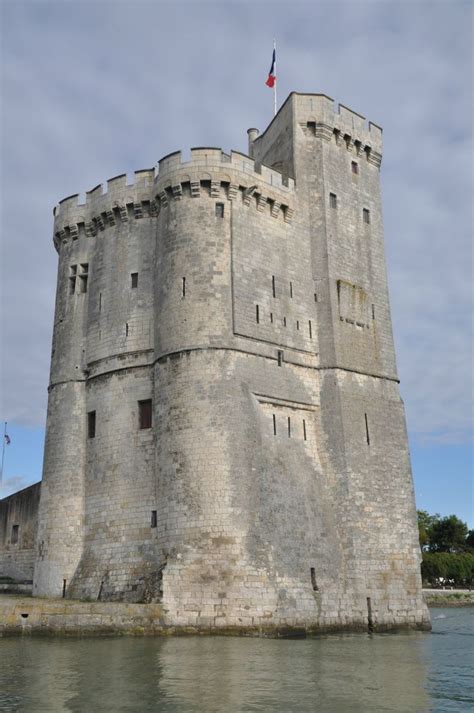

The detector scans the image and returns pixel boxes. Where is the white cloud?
[0,0,472,444]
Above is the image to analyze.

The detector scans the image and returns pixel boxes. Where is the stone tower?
[33,92,430,633]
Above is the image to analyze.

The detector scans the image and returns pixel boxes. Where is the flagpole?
[0,422,6,489]
[273,38,277,117]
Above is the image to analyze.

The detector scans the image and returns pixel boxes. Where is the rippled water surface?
[0,607,472,712]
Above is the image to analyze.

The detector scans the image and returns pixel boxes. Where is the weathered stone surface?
[2,92,430,634]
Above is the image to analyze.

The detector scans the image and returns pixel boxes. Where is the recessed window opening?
[256,305,260,324]
[287,416,291,438]
[289,281,293,298]
[272,275,276,298]
[139,399,152,429]
[363,208,370,224]
[62,579,67,598]
[125,323,129,337]
[151,510,157,528]
[270,312,273,323]
[330,192,337,209]
[215,202,224,218]
[310,567,318,591]
[11,524,19,545]
[131,273,138,288]
[69,265,77,295]
[303,419,307,441]
[277,350,283,367]
[314,293,318,303]
[79,264,89,293]
[99,293,102,312]
[283,316,287,327]
[182,277,186,298]
[351,161,359,174]
[296,320,300,330]
[308,320,312,338]
[371,304,375,320]
[273,413,277,436]
[87,411,96,439]
[364,413,370,445]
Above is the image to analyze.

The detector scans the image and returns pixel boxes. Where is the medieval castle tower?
[32,92,430,632]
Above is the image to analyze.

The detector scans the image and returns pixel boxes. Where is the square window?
[131,273,138,288]
[87,411,96,439]
[139,400,152,429]
[330,193,337,209]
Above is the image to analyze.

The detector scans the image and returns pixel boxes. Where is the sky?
[0,0,472,525]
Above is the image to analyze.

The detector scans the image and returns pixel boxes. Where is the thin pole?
[0,422,6,489]
[273,38,277,116]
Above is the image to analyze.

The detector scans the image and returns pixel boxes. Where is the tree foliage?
[421,552,474,587]
[416,511,471,552]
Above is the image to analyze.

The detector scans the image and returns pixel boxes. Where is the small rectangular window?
[314,293,318,303]
[287,416,291,438]
[99,293,102,312]
[303,419,307,441]
[273,413,277,436]
[296,320,299,330]
[79,264,89,294]
[371,304,375,320]
[277,350,283,367]
[272,275,276,298]
[182,277,186,298]
[308,320,312,339]
[11,524,19,544]
[69,265,77,295]
[215,203,224,218]
[351,161,359,174]
[270,312,273,323]
[363,208,370,224]
[289,281,293,298]
[283,316,286,327]
[151,510,157,528]
[365,413,370,445]
[310,567,318,591]
[131,273,138,288]
[139,399,152,429]
[330,193,337,209]
[87,411,96,439]
[256,304,260,324]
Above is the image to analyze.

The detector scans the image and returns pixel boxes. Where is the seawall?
[0,596,432,637]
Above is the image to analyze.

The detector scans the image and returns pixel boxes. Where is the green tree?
[465,530,474,551]
[417,510,440,550]
[429,515,469,553]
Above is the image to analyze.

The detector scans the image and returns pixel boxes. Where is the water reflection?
[2,611,470,712]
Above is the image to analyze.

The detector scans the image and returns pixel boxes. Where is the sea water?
[0,607,472,712]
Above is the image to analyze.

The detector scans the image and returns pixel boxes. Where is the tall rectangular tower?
[33,91,429,633]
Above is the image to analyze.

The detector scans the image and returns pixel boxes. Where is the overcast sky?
[0,0,472,519]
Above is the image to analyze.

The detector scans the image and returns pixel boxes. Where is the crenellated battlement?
[255,93,383,167]
[156,147,295,192]
[53,148,296,249]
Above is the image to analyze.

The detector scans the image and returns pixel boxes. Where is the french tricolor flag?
[265,48,276,88]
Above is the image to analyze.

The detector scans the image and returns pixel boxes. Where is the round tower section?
[35,170,160,600]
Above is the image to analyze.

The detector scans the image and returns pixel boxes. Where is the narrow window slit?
[283,316,287,327]
[367,596,374,632]
[310,567,318,591]
[303,419,307,441]
[371,304,375,320]
[296,320,300,330]
[99,293,102,312]
[62,579,67,599]
[272,275,276,298]
[277,350,283,367]
[151,510,157,528]
[131,272,138,288]
[365,413,370,445]
[287,416,291,438]
[270,312,273,323]
[125,322,129,337]
[289,281,293,298]
[256,304,260,324]
[139,400,152,429]
[272,414,277,436]
[182,277,186,298]
[308,320,312,338]
[87,411,96,439]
